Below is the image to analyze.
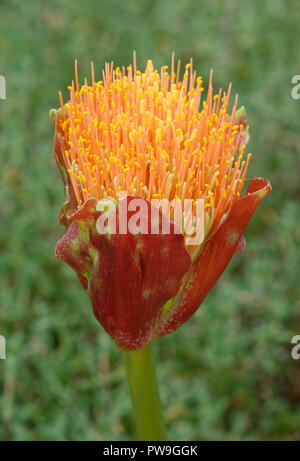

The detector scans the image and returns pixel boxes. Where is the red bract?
[158,177,271,336]
[55,177,270,350]
[56,197,191,350]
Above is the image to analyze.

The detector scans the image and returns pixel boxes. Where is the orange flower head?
[54,54,252,256]
[52,55,271,350]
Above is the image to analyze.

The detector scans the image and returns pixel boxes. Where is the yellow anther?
[58,56,252,245]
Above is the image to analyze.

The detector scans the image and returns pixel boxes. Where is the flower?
[51,55,271,350]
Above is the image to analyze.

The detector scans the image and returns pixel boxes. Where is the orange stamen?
[57,55,251,244]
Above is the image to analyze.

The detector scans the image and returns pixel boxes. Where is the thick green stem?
[123,342,166,441]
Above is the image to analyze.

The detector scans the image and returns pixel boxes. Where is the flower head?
[52,55,271,350]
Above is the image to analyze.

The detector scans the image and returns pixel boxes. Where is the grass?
[0,0,299,440]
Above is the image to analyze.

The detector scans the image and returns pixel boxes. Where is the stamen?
[57,54,252,244]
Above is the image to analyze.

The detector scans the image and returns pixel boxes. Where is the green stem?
[123,342,167,441]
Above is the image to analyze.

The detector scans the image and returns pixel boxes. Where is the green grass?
[0,0,300,440]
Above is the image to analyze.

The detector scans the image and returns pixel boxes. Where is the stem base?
[123,343,166,441]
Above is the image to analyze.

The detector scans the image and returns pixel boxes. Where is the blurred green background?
[0,0,300,441]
